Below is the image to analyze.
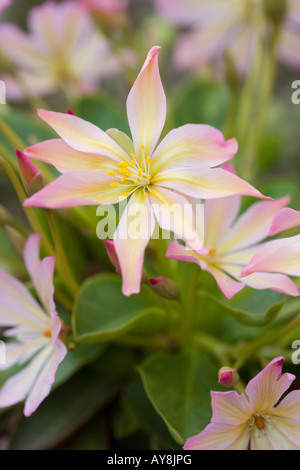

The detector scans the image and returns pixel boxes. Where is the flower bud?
[149,276,180,300]
[104,240,121,273]
[218,367,239,388]
[16,149,45,196]
[263,0,287,27]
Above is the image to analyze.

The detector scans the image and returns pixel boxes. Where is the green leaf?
[73,274,165,343]
[138,349,220,444]
[197,289,286,327]
[10,366,120,450]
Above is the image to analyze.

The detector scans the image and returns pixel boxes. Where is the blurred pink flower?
[80,0,127,16]
[155,0,300,74]
[0,1,119,100]
[184,357,300,450]
[23,47,265,296]
[0,0,10,13]
[167,182,299,299]
[0,234,67,416]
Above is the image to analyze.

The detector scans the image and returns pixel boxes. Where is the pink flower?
[167,186,299,299]
[24,47,265,296]
[0,234,67,416]
[184,357,300,450]
[155,0,300,74]
[80,0,127,16]
[0,1,119,100]
[0,0,10,13]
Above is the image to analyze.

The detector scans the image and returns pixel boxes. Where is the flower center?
[108,145,155,199]
[43,329,52,338]
[254,414,265,430]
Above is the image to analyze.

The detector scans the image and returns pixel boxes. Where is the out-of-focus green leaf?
[138,349,220,444]
[73,274,165,343]
[173,80,230,129]
[123,377,180,449]
[10,366,120,450]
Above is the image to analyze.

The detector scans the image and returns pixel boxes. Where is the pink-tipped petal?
[241,235,300,277]
[24,172,125,208]
[220,197,289,253]
[206,265,245,299]
[166,240,201,265]
[151,124,238,173]
[269,207,300,236]
[114,190,155,296]
[204,195,241,250]
[152,166,268,200]
[24,139,115,174]
[245,357,295,413]
[37,110,128,162]
[104,240,121,274]
[126,46,166,156]
[241,272,299,297]
[184,422,250,450]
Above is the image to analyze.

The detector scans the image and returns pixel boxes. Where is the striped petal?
[126,46,166,157]
[184,422,250,450]
[151,124,237,174]
[245,357,295,413]
[24,172,125,208]
[152,167,267,200]
[241,235,300,277]
[24,139,115,174]
[114,190,155,296]
[204,195,241,250]
[37,110,129,162]
[220,197,289,253]
[211,390,253,425]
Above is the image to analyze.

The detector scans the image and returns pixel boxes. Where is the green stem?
[46,211,79,298]
[180,266,200,345]
[0,114,25,151]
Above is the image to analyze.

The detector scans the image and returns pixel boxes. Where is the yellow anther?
[119,168,129,175]
[138,168,143,177]
[141,144,145,151]
[151,192,156,197]
[117,161,128,167]
[122,192,129,198]
[107,171,116,177]
[130,153,136,159]
[143,192,148,199]
[146,157,151,164]
[130,161,136,167]
[146,175,152,180]
[110,182,119,187]
[121,176,127,182]
[134,178,139,184]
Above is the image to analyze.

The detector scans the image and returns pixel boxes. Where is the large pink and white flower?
[155,0,300,74]
[167,187,299,299]
[184,357,300,450]
[23,47,265,296]
[0,234,67,417]
[0,1,119,100]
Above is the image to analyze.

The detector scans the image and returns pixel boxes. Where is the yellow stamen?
[138,168,143,177]
[146,157,151,164]
[122,192,129,198]
[107,171,116,177]
[110,182,119,187]
[146,175,152,180]
[141,144,145,151]
[43,329,52,338]
[121,176,127,182]
[254,416,265,430]
[130,153,136,159]
[119,168,129,175]
[134,178,139,184]
[117,161,128,167]
[143,192,148,199]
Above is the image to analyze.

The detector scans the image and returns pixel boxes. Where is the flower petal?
[272,390,300,421]
[150,187,204,252]
[220,197,289,253]
[184,422,250,450]
[114,190,155,296]
[269,207,300,236]
[152,166,267,200]
[166,240,201,265]
[204,195,241,250]
[240,272,299,297]
[263,417,300,449]
[151,124,238,174]
[24,339,67,417]
[24,139,116,174]
[206,265,245,299]
[245,357,295,413]
[24,172,125,208]
[126,46,166,156]
[37,110,129,162]
[241,235,300,277]
[211,390,253,425]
